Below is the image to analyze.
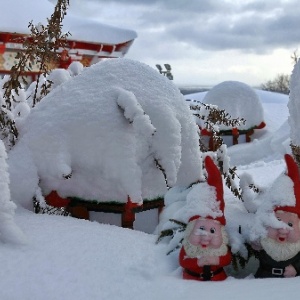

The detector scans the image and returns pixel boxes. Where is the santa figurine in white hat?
[252,154,300,278]
[179,156,232,281]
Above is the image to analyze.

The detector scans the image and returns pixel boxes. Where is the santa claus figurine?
[253,154,300,278]
[179,156,232,281]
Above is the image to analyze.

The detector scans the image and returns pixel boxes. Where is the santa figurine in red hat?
[179,156,232,281]
[253,154,300,278]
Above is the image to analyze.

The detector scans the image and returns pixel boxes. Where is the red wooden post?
[0,43,5,54]
[246,129,254,142]
[232,128,239,145]
[122,196,142,229]
[67,205,89,220]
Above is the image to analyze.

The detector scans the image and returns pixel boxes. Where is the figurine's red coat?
[179,247,232,281]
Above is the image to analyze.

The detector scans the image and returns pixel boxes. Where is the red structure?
[1,0,137,82]
[200,122,266,151]
[45,191,164,230]
[189,81,267,150]
[0,31,135,82]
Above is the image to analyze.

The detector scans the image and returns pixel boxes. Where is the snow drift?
[202,81,265,130]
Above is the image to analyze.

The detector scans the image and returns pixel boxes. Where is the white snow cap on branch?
[116,87,156,142]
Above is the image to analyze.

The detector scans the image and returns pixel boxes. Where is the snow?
[0,0,137,44]
[195,81,265,130]
[9,58,202,208]
[0,140,26,245]
[289,59,300,146]
[3,208,299,300]
[1,57,300,299]
[185,183,222,220]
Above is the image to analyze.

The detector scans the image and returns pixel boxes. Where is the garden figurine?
[179,156,232,281]
[253,154,300,278]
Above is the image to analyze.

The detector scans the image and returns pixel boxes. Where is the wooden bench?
[45,191,164,229]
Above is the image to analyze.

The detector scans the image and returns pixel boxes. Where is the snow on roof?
[0,0,137,44]
[9,58,202,208]
[62,16,137,45]
[203,81,265,130]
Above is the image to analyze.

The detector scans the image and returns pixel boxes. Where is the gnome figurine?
[253,154,300,278]
[179,156,232,281]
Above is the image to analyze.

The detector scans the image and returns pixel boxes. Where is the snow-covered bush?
[0,77,20,148]
[9,58,202,209]
[26,62,84,107]
[202,81,265,132]
[0,61,83,149]
[288,59,300,166]
[189,101,245,151]
[0,139,26,244]
[0,0,70,150]
[2,0,70,107]
[187,100,243,198]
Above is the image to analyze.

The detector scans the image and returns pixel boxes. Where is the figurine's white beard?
[182,221,229,259]
[261,237,300,261]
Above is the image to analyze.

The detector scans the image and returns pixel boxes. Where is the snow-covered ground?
[0,81,295,299]
[4,205,299,300]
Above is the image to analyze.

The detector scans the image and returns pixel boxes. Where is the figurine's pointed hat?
[275,154,300,217]
[189,156,226,225]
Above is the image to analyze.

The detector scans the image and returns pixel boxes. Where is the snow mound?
[203,81,265,130]
[9,58,202,208]
[288,59,300,146]
[0,140,26,244]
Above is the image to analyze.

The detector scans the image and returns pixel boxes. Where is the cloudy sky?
[66,0,300,87]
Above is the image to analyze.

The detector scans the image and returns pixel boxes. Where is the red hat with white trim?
[274,154,300,217]
[188,156,226,225]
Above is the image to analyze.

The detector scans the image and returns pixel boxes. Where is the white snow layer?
[0,140,26,244]
[202,81,265,130]
[9,59,202,208]
[0,0,137,44]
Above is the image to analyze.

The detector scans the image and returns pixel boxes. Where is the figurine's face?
[267,211,300,243]
[188,218,223,249]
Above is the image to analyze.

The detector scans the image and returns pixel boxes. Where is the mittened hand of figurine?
[197,256,220,266]
[284,265,297,278]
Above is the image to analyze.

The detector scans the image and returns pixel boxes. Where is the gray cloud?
[64,0,300,78]
[63,0,300,55]
[125,0,300,53]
